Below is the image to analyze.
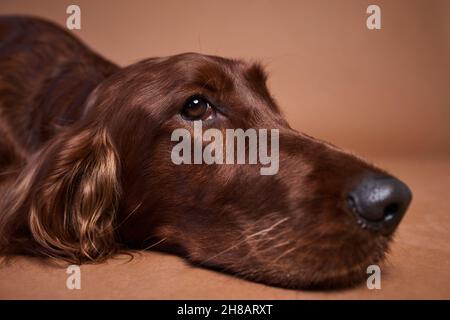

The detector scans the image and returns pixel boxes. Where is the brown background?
[2,0,450,157]
[0,0,449,299]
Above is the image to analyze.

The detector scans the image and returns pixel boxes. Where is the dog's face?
[1,53,411,289]
[78,53,410,288]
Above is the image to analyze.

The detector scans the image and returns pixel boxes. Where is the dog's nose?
[347,175,412,234]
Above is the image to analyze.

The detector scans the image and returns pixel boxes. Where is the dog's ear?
[0,124,121,263]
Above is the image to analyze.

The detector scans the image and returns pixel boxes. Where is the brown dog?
[0,16,411,289]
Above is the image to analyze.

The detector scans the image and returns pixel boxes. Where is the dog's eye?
[181,96,215,121]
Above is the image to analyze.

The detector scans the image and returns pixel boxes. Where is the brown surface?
[1,156,450,299]
[0,0,449,299]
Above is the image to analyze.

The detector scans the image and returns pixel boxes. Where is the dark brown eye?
[181,96,215,121]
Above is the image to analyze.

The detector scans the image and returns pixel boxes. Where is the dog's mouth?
[184,226,391,290]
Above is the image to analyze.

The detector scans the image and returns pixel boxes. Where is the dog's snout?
[347,175,412,234]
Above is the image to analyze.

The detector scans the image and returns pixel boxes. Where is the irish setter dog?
[0,16,412,289]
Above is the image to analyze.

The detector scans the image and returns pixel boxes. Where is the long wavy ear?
[0,124,121,263]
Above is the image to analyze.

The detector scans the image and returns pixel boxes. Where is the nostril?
[383,202,400,222]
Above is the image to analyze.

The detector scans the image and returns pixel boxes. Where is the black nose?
[347,175,412,234]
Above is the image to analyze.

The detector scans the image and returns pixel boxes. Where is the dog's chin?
[164,230,391,290]
[238,257,386,291]
[211,236,391,290]
[292,254,386,290]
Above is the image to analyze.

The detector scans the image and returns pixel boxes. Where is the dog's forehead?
[173,54,274,102]
[170,53,265,87]
[165,53,281,119]
[133,53,267,95]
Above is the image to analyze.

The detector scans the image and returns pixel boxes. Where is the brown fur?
[0,16,404,289]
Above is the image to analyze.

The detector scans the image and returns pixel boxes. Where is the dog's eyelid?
[200,95,232,117]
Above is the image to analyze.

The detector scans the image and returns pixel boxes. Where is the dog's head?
[0,53,412,288]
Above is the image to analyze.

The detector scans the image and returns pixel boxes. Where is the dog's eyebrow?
[189,63,235,95]
[192,78,219,93]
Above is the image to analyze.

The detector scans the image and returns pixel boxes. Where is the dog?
[0,16,412,289]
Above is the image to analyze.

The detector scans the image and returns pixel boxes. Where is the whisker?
[273,246,296,263]
[245,217,290,239]
[142,238,167,251]
[114,202,142,230]
[201,217,290,264]
[255,240,292,254]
